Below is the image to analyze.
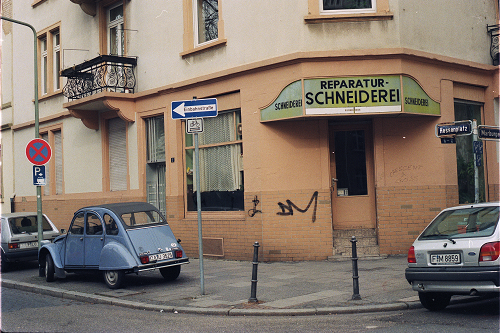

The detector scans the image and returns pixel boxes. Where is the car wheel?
[103,270,125,289]
[418,292,451,311]
[160,265,181,281]
[45,254,56,282]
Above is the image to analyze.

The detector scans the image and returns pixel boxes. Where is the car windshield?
[419,206,499,240]
[120,210,166,228]
[9,216,53,235]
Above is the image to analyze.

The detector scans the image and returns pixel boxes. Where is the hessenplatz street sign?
[435,120,472,138]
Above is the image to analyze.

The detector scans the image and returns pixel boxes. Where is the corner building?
[1,0,499,261]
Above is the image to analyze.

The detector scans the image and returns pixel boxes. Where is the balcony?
[61,55,137,101]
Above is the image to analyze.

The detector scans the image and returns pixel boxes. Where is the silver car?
[1,212,59,271]
[405,202,500,311]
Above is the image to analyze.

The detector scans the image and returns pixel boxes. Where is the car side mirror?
[60,228,67,234]
[177,239,181,243]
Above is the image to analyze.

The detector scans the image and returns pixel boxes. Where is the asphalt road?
[1,287,499,333]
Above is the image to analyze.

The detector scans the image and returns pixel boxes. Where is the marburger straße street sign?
[478,125,500,141]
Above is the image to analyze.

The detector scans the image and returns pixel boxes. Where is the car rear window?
[9,216,53,235]
[419,206,499,240]
[120,210,166,228]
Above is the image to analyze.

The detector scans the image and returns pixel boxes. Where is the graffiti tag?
[277,191,318,222]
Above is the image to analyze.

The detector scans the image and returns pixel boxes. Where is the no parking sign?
[26,138,51,165]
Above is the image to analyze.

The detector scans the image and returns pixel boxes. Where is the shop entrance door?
[329,123,376,230]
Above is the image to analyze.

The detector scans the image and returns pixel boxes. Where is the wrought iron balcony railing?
[487,24,499,66]
[61,55,137,100]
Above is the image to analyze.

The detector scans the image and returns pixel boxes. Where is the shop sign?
[260,75,440,121]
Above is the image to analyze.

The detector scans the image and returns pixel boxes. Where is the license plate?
[430,253,461,264]
[19,241,38,249]
[149,252,173,262]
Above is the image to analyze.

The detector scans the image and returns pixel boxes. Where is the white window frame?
[41,37,48,95]
[38,24,61,96]
[107,3,124,56]
[193,0,219,46]
[52,32,60,91]
[320,0,376,15]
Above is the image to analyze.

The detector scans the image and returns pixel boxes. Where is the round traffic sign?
[26,138,52,165]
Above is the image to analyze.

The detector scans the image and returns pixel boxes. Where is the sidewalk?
[1,255,422,316]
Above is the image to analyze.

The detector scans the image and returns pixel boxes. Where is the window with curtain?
[185,110,243,211]
[108,3,124,56]
[145,116,167,216]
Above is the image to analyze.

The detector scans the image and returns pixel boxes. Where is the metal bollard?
[249,241,260,302]
[351,236,362,300]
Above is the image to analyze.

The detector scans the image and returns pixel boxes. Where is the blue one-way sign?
[171,98,218,119]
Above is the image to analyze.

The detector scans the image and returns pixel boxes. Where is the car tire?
[418,292,451,311]
[103,270,125,289]
[160,265,181,281]
[45,254,56,282]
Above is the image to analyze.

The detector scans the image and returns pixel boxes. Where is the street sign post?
[171,97,218,295]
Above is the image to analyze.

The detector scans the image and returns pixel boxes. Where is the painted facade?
[1,0,499,261]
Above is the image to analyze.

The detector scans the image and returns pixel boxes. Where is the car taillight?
[174,250,183,259]
[407,246,416,263]
[8,243,19,249]
[479,242,500,262]
[140,255,150,264]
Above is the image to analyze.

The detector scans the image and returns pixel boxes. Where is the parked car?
[1,212,59,271]
[405,202,500,311]
[39,202,189,289]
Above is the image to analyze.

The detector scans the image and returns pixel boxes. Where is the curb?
[2,279,420,316]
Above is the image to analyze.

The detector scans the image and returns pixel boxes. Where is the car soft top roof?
[80,202,159,216]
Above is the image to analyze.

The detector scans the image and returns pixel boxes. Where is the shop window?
[454,101,485,204]
[145,116,167,216]
[41,127,63,196]
[107,117,128,191]
[38,25,61,96]
[321,0,376,14]
[185,110,243,211]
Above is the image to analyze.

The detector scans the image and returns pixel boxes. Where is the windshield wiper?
[447,237,456,244]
